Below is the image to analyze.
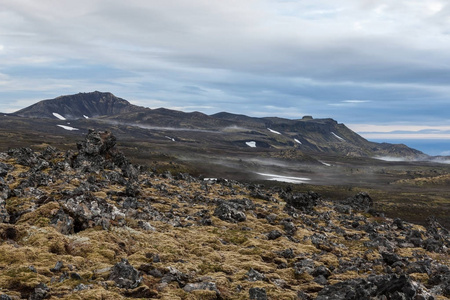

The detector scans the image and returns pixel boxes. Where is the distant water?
[369,139,450,156]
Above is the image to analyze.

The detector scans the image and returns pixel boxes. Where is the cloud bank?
[1,0,449,134]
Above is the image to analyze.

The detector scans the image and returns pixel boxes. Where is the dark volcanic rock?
[312,265,331,278]
[50,261,64,273]
[77,129,117,156]
[267,230,283,240]
[246,268,266,282]
[249,287,267,300]
[316,274,432,300]
[0,162,13,177]
[109,259,142,289]
[29,283,49,300]
[183,282,220,296]
[342,192,373,212]
[381,251,402,266]
[71,130,138,180]
[7,147,41,167]
[284,191,321,212]
[50,208,74,235]
[277,248,295,259]
[60,193,123,232]
[214,201,247,223]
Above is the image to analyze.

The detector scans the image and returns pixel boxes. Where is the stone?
[284,191,320,212]
[281,219,297,235]
[277,248,295,259]
[267,230,283,240]
[109,258,142,289]
[50,208,74,235]
[0,162,13,177]
[73,283,91,292]
[314,274,328,285]
[249,287,267,300]
[316,274,431,300]
[50,261,64,273]
[381,251,402,266]
[342,192,373,211]
[246,268,266,282]
[214,202,246,223]
[29,283,49,300]
[183,282,220,296]
[312,265,332,278]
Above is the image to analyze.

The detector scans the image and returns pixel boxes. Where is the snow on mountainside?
[14,91,142,119]
[10,91,425,159]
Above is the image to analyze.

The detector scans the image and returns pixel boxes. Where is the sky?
[1,0,450,151]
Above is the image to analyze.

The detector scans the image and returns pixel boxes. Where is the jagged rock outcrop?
[109,259,142,289]
[71,129,139,179]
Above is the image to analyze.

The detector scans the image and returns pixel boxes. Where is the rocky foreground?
[0,130,449,300]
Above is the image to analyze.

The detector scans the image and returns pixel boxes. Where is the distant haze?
[370,139,450,156]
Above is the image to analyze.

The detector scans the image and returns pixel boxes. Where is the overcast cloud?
[1,0,450,142]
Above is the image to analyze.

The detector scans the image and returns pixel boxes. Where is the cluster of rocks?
[0,130,448,299]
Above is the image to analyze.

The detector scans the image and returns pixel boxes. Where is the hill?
[0,130,448,299]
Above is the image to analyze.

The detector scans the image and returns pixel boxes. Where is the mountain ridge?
[9,91,424,159]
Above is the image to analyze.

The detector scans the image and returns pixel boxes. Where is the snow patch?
[165,136,175,142]
[57,125,79,131]
[374,156,408,162]
[331,132,345,141]
[319,161,331,166]
[83,115,89,119]
[267,128,281,135]
[203,178,218,182]
[52,112,66,120]
[246,141,256,148]
[294,138,302,144]
[257,172,311,184]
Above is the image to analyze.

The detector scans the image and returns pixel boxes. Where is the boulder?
[284,191,320,212]
[249,287,267,300]
[183,282,220,296]
[341,192,373,212]
[214,202,246,223]
[246,268,266,282]
[109,259,142,289]
[29,283,49,300]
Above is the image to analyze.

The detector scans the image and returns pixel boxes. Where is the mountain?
[8,91,424,159]
[14,91,142,119]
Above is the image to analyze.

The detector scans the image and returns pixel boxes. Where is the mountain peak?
[14,91,140,120]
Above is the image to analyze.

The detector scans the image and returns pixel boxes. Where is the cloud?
[0,0,450,130]
[342,100,371,103]
[347,124,450,140]
[329,100,372,106]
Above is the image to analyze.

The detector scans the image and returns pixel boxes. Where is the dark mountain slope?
[10,91,424,158]
[14,91,142,119]
[105,107,235,129]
